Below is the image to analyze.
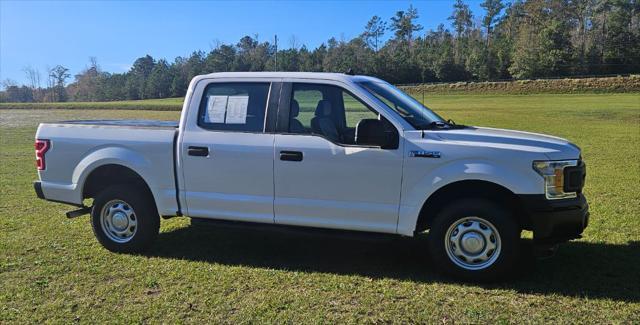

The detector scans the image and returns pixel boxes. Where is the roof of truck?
[194,71,382,83]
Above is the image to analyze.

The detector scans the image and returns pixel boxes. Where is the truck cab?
[34,72,588,280]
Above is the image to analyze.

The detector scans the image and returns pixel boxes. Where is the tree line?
[2,0,638,103]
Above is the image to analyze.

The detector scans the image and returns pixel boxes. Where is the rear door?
[179,80,280,223]
[273,81,404,234]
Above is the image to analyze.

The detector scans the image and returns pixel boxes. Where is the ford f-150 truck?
[34,72,588,280]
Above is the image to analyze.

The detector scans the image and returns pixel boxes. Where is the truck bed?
[35,120,180,216]
[54,119,179,129]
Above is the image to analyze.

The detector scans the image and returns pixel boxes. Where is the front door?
[273,82,404,234]
[180,81,277,223]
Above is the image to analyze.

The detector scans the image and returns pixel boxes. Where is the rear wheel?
[428,198,520,281]
[91,185,159,253]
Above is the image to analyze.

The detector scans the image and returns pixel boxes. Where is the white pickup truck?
[34,72,588,280]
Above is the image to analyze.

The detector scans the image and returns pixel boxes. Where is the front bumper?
[519,193,589,244]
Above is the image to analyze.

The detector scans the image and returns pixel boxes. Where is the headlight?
[532,160,579,200]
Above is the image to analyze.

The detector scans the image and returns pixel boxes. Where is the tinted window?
[198,82,270,132]
[343,91,376,128]
[290,88,322,131]
[357,81,444,129]
[288,83,379,145]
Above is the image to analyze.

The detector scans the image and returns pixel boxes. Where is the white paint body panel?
[179,129,275,223]
[36,72,582,237]
[35,123,178,216]
[274,134,403,234]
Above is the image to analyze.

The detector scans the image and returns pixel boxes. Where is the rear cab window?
[198,82,270,132]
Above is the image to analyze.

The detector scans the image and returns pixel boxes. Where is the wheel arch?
[414,180,528,233]
[82,164,154,205]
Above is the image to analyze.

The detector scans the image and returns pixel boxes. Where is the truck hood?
[429,126,581,160]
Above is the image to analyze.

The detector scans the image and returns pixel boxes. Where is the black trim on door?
[264,82,282,133]
[276,82,293,133]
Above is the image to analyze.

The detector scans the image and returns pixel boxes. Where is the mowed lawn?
[1,93,639,323]
[0,97,184,111]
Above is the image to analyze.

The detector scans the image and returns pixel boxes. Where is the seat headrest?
[315,100,332,117]
[291,99,300,117]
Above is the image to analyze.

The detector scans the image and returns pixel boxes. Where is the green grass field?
[1,93,639,323]
[0,98,184,111]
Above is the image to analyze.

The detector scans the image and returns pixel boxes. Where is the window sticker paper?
[225,96,249,124]
[205,95,228,123]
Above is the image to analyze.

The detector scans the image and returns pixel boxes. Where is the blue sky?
[1,1,485,85]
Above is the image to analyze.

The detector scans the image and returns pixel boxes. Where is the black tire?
[428,198,520,281]
[91,184,160,253]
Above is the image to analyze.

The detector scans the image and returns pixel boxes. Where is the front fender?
[397,159,543,236]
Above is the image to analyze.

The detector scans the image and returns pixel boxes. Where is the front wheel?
[428,198,520,281]
[91,185,160,253]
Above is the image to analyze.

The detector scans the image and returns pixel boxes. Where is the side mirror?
[355,118,399,149]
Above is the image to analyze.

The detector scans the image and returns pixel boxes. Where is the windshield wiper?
[446,119,467,129]
[429,121,448,129]
[416,121,449,130]
[420,120,467,130]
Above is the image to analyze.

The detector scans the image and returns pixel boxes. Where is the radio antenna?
[274,35,278,71]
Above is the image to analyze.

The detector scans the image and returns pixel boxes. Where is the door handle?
[188,146,209,157]
[280,151,303,162]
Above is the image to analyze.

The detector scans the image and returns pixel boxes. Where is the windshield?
[357,80,445,129]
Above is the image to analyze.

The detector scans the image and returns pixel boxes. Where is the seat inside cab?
[289,83,379,145]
